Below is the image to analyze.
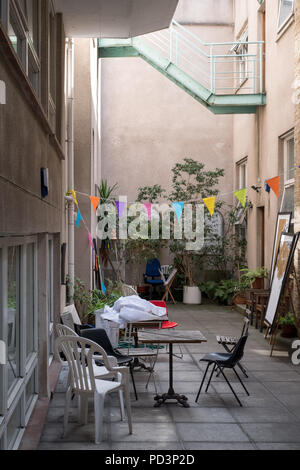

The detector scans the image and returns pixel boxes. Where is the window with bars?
[277,0,294,31]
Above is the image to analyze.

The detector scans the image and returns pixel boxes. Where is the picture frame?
[270,212,292,280]
[264,232,298,328]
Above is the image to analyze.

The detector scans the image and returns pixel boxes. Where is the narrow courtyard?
[35,304,300,451]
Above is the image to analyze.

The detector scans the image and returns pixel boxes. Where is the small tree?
[168,158,225,287]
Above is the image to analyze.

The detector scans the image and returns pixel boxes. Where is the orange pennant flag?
[89,196,100,213]
[266,176,279,198]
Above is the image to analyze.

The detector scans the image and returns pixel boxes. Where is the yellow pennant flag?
[70,189,78,206]
[234,188,247,208]
[203,196,216,217]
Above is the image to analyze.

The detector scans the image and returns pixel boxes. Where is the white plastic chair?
[55,323,126,420]
[121,284,139,297]
[55,335,132,444]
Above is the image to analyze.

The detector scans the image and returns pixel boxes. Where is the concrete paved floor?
[38,304,300,450]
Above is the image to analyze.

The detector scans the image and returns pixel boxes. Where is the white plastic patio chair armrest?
[92,354,119,367]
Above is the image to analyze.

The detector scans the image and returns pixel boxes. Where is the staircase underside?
[99,38,266,115]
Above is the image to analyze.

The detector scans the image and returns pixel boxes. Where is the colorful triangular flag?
[115,201,127,219]
[89,196,100,213]
[203,196,216,217]
[88,232,93,248]
[234,189,247,208]
[75,210,83,228]
[172,202,185,221]
[266,176,279,198]
[143,203,152,221]
[70,189,78,206]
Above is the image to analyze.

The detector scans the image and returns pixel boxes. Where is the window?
[0,237,38,450]
[48,238,54,363]
[234,28,249,87]
[278,0,294,31]
[3,1,41,96]
[205,211,223,246]
[49,3,56,132]
[281,132,294,221]
[237,158,247,190]
[7,246,20,393]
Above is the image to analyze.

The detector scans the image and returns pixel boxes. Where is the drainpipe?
[66,38,75,298]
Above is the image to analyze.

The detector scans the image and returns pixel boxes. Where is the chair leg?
[196,362,211,402]
[118,390,125,421]
[217,366,243,407]
[236,361,248,378]
[130,364,138,401]
[205,363,216,393]
[94,392,105,444]
[232,367,250,396]
[124,375,133,435]
[63,386,72,437]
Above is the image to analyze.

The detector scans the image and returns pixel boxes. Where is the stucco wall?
[0,56,62,236]
[233,1,295,270]
[74,38,101,290]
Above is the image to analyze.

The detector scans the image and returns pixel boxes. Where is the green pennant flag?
[234,188,247,208]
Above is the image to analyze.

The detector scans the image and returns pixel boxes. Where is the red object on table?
[149,300,178,329]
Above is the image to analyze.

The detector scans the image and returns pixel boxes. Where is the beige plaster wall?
[233,1,295,270]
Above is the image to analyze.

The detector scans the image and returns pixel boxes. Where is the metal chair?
[55,335,132,444]
[144,258,164,298]
[161,268,178,305]
[216,316,250,378]
[196,334,250,407]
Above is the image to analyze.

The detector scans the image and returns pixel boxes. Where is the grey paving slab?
[110,422,178,442]
[256,443,300,450]
[169,407,235,423]
[110,442,183,450]
[176,423,250,442]
[240,423,300,442]
[184,442,256,450]
[229,407,297,423]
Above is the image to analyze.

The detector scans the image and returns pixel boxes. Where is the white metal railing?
[138,20,264,95]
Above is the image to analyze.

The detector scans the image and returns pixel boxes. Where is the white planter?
[183,286,202,305]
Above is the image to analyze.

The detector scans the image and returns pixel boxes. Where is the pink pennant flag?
[88,232,93,248]
[143,203,152,221]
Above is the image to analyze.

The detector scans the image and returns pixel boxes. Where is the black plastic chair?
[195,335,249,407]
[80,328,138,401]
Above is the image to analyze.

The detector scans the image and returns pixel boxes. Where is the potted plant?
[279,313,297,338]
[240,267,269,289]
[168,159,225,305]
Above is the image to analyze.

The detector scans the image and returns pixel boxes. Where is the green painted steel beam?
[98,39,265,115]
[99,46,139,58]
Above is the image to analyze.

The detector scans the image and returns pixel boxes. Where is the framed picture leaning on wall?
[265,232,299,329]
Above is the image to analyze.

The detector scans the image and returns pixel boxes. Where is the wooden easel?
[266,265,300,356]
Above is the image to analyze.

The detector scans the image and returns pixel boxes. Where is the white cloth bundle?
[101,296,166,327]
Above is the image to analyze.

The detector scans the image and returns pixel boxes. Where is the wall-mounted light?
[251,185,261,193]
[0,80,6,104]
[41,168,49,198]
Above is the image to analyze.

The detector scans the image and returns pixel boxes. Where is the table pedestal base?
[154,388,190,408]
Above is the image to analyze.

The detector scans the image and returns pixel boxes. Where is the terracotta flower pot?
[252,278,264,289]
[281,325,297,338]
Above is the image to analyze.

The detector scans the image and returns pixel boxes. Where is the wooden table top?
[138,329,207,344]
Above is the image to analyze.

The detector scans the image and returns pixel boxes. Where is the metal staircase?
[98,20,265,115]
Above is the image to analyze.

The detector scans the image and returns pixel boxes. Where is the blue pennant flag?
[172,202,185,221]
[75,210,83,228]
[102,282,107,294]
